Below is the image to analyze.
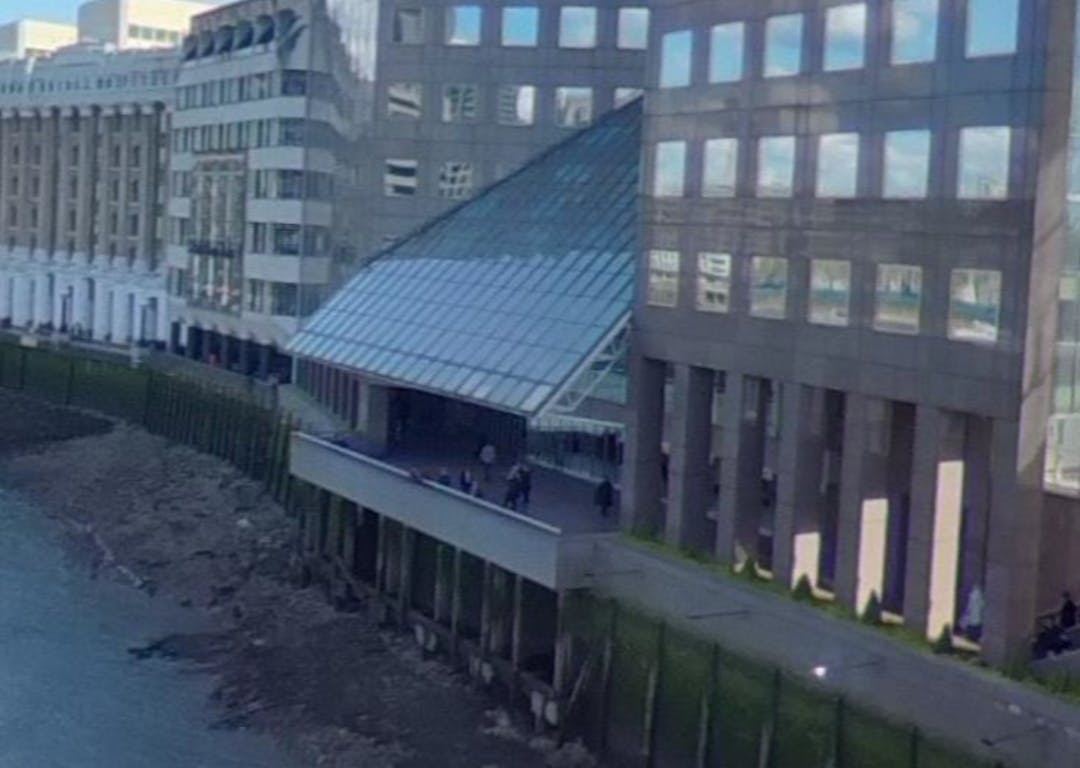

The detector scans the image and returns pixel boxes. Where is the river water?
[0,489,292,768]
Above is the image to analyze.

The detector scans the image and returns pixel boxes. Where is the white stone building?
[0,20,79,61]
[78,0,219,50]
[0,45,176,347]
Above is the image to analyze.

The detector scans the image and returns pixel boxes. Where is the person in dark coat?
[503,465,522,510]
[516,462,532,510]
[1061,591,1077,630]
[594,477,615,518]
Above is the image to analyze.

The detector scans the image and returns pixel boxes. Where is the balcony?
[289,431,617,590]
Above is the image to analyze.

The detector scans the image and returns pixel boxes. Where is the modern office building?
[0,45,176,344]
[360,0,648,257]
[626,0,1080,664]
[0,20,78,61]
[78,0,218,49]
[165,0,376,378]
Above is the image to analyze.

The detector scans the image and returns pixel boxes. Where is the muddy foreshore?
[0,390,588,768]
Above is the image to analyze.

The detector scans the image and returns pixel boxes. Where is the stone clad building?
[0,45,176,344]
[626,0,1080,664]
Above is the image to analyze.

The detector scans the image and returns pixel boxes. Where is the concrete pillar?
[982,419,1043,665]
[258,343,271,379]
[0,273,9,321]
[111,287,131,344]
[716,373,767,565]
[480,561,493,655]
[715,371,745,565]
[398,526,413,624]
[186,325,199,360]
[73,277,89,331]
[33,273,49,327]
[450,548,463,658]
[434,544,451,625]
[773,383,826,589]
[665,364,715,552]
[623,354,666,536]
[361,381,391,453]
[51,280,65,330]
[11,274,31,327]
[342,502,357,573]
[92,281,111,341]
[903,406,966,640]
[959,417,991,604]
[836,394,891,613]
[375,514,387,594]
[511,575,524,669]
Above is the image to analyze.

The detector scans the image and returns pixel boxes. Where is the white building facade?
[0,46,176,347]
[0,20,79,61]
[78,0,217,50]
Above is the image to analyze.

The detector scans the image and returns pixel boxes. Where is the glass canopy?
[289,100,641,417]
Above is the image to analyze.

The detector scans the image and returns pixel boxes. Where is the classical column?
[773,383,826,589]
[665,364,714,552]
[903,406,966,640]
[111,286,131,344]
[835,393,891,614]
[73,277,89,332]
[622,353,666,537]
[0,271,10,321]
[11,274,31,327]
[92,279,111,341]
[33,273,50,327]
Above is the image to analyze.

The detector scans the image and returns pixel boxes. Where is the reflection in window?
[697,252,731,313]
[816,133,859,198]
[384,158,418,197]
[751,257,788,318]
[442,84,480,122]
[660,30,693,88]
[653,141,686,198]
[617,8,649,50]
[883,130,930,198]
[446,6,482,45]
[647,250,680,307]
[702,138,738,198]
[439,161,474,199]
[393,9,424,44]
[958,126,1011,200]
[709,23,744,83]
[555,87,593,127]
[757,136,796,198]
[764,14,803,78]
[497,85,536,125]
[824,4,867,71]
[875,264,922,333]
[502,7,539,46]
[559,6,598,48]
[808,260,851,326]
[966,0,1019,58]
[387,83,423,119]
[949,269,1002,343]
[892,0,938,64]
[614,87,644,108]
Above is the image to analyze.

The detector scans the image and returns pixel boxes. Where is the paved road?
[587,538,1080,768]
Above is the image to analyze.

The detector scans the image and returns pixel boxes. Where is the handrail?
[294,432,564,536]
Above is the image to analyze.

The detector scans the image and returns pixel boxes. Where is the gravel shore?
[0,391,567,768]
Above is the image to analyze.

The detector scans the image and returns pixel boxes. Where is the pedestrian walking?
[516,462,532,511]
[503,465,521,510]
[479,442,497,481]
[959,583,984,643]
[594,477,614,518]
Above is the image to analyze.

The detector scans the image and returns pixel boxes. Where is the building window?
[388,83,423,118]
[883,130,931,198]
[555,87,593,127]
[824,4,867,71]
[502,7,539,46]
[697,252,731,313]
[385,158,419,197]
[957,126,1011,200]
[393,9,424,44]
[808,260,851,326]
[949,269,1002,343]
[647,250,680,307]
[874,264,921,334]
[709,23,744,84]
[659,30,693,88]
[966,0,1019,58]
[892,0,938,64]
[816,133,859,198]
[439,161,474,199]
[750,257,788,319]
[604,90,640,113]
[653,141,687,198]
[446,6,482,45]
[617,8,649,50]
[702,138,738,198]
[442,84,480,122]
[559,6,597,48]
[757,136,796,198]
[273,225,302,256]
[764,13,803,78]
[497,85,536,126]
